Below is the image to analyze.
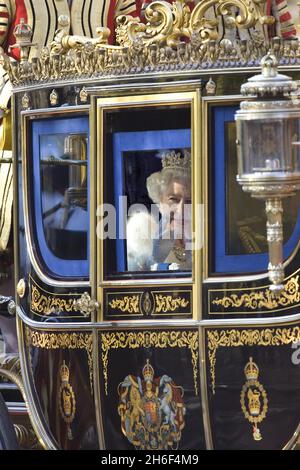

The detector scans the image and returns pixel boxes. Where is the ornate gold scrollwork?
[25,327,94,394]
[108,295,140,314]
[30,284,81,317]
[2,1,280,86]
[101,330,199,396]
[108,291,190,315]
[51,16,110,54]
[155,294,189,312]
[116,0,273,47]
[207,326,300,394]
[211,274,300,312]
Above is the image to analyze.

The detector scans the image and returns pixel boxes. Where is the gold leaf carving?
[3,0,279,86]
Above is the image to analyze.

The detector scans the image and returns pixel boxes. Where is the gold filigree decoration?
[30,284,82,317]
[109,295,140,313]
[101,330,199,396]
[207,327,300,394]
[155,294,189,313]
[108,292,189,315]
[25,327,93,393]
[1,1,280,87]
[211,275,300,312]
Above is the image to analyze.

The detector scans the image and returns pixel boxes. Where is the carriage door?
[92,86,202,321]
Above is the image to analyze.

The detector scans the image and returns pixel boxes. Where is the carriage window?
[31,116,89,278]
[212,105,300,274]
[102,105,192,279]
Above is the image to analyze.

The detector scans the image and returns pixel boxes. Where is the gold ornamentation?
[21,93,30,110]
[116,0,272,48]
[79,86,88,103]
[9,18,35,63]
[240,357,268,441]
[109,295,140,313]
[30,282,83,317]
[59,361,76,440]
[17,278,27,298]
[205,77,216,96]
[211,275,300,312]
[101,331,199,396]
[108,291,189,315]
[50,89,59,106]
[51,15,110,55]
[207,326,300,394]
[2,2,280,87]
[155,294,189,313]
[118,359,185,450]
[25,327,93,393]
[14,425,41,450]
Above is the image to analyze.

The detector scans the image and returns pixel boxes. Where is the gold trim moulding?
[2,0,297,88]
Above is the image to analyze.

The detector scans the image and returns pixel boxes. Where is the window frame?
[22,107,90,287]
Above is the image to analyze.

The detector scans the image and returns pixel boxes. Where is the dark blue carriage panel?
[31,116,90,279]
[206,326,300,449]
[98,328,205,450]
[212,105,300,275]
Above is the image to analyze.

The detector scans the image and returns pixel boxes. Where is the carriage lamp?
[235,53,300,292]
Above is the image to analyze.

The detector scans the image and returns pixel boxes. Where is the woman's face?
[159,178,191,239]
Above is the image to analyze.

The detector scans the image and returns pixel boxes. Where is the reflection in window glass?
[226,121,300,256]
[32,117,89,278]
[40,133,88,260]
[212,104,300,274]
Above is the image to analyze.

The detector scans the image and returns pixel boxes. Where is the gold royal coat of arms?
[118,360,186,450]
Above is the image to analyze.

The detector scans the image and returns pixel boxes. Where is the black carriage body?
[11,58,300,450]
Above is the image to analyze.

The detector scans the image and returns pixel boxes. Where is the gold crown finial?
[142,359,154,382]
[244,357,259,381]
[60,361,70,383]
[161,149,191,171]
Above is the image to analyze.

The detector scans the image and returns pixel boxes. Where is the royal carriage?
[0,0,300,450]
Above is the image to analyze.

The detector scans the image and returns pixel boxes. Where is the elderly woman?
[127,149,192,272]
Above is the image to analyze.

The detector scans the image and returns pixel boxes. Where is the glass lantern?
[235,53,300,292]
